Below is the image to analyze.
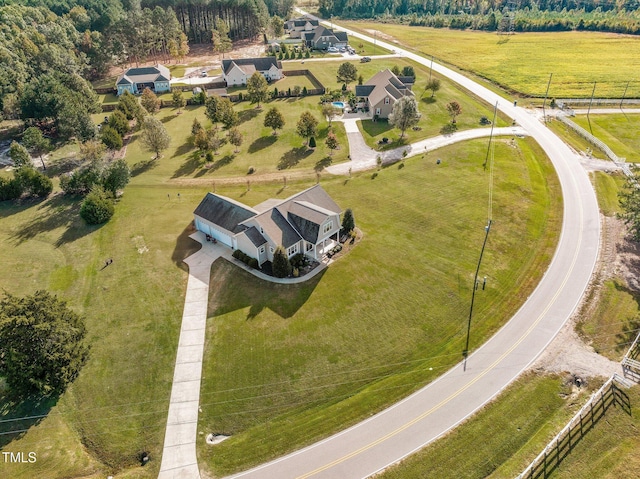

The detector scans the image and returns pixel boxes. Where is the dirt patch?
[363,29,398,43]
[531,213,627,379]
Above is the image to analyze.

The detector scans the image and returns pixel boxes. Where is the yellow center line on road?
[297,156,584,479]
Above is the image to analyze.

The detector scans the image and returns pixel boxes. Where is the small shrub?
[80,186,114,225]
[290,253,306,268]
[302,86,308,96]
[205,151,214,163]
[398,162,405,169]
[248,258,259,269]
[292,267,299,278]
[248,166,255,174]
[0,176,24,201]
[238,92,243,101]
[232,250,243,260]
[371,172,378,179]
[309,136,316,148]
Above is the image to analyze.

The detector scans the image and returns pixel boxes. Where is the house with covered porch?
[193,185,342,266]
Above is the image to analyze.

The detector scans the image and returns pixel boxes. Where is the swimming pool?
[332,101,346,109]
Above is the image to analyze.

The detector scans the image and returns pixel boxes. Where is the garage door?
[195,219,233,247]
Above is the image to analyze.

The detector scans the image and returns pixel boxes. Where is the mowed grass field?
[340,21,640,98]
[196,137,561,476]
[572,114,640,163]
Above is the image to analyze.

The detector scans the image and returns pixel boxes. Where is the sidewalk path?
[326,123,527,175]
[158,235,222,479]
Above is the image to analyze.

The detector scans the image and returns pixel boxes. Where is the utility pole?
[620,81,630,111]
[429,55,434,82]
[483,102,498,170]
[587,81,596,134]
[542,73,553,123]
[463,219,492,370]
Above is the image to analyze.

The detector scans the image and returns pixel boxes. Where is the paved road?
[223,10,601,479]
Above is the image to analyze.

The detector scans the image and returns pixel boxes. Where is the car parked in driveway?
[327,46,339,53]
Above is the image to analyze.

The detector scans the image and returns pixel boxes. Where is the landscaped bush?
[309,137,316,148]
[15,167,53,198]
[60,163,102,196]
[232,249,259,269]
[290,253,307,269]
[247,166,255,174]
[80,186,114,225]
[272,246,292,278]
[248,258,259,269]
[0,176,24,201]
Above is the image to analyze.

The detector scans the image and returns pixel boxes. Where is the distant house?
[116,65,171,96]
[284,17,319,38]
[355,69,415,119]
[193,185,342,266]
[302,26,348,50]
[222,57,283,86]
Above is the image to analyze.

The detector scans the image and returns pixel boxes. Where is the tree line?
[319,0,640,34]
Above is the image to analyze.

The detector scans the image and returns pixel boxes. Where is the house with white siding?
[193,185,342,266]
[355,69,415,119]
[284,17,319,38]
[222,57,283,86]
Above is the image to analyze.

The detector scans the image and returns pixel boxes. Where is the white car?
[327,47,339,53]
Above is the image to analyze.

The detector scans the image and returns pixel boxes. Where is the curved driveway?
[224,12,601,479]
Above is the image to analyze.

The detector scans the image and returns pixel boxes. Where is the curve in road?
[222,11,601,479]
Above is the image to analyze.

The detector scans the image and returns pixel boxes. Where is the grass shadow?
[248,135,277,153]
[315,156,332,171]
[195,154,234,176]
[173,152,202,178]
[211,263,326,320]
[161,114,178,124]
[238,108,261,125]
[278,147,313,170]
[0,196,47,219]
[0,390,59,448]
[360,119,393,138]
[9,194,98,247]
[47,156,84,177]
[131,158,158,177]
[171,222,201,272]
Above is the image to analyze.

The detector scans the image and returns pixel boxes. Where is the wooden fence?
[516,374,631,479]
[283,69,325,90]
[622,329,640,382]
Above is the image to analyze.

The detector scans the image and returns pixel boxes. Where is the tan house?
[355,69,415,119]
[222,57,283,86]
[193,185,342,266]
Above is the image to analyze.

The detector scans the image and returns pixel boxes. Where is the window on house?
[375,108,381,115]
[306,243,313,251]
[260,227,264,234]
[287,244,299,257]
[269,246,274,254]
[259,245,265,254]
[323,221,333,235]
[384,97,390,104]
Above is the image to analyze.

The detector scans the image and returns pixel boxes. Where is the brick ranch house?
[193,185,342,266]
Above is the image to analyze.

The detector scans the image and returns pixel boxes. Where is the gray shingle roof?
[251,208,302,248]
[355,85,375,97]
[116,65,170,86]
[194,193,257,233]
[222,58,281,76]
[243,226,268,247]
[335,31,348,42]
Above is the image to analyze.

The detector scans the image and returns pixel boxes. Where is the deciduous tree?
[22,127,50,170]
[0,290,89,397]
[8,141,31,168]
[140,88,160,115]
[426,78,441,98]
[140,116,171,159]
[389,96,421,138]
[80,185,114,224]
[102,159,130,196]
[446,100,462,123]
[296,111,318,145]
[247,72,269,107]
[228,127,243,153]
[172,90,186,113]
[325,132,338,155]
[264,107,285,135]
[337,62,358,87]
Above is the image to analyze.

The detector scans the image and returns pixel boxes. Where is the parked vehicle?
[360,56,371,63]
[327,47,339,53]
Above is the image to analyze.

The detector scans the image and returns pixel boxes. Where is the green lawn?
[547,118,609,162]
[196,136,561,476]
[572,114,640,163]
[591,170,625,217]
[339,21,640,98]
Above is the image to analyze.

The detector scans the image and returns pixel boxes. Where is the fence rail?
[557,99,640,108]
[516,374,629,479]
[556,114,631,175]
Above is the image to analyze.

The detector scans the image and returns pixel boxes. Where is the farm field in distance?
[340,21,640,98]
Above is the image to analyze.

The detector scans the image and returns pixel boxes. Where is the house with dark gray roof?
[301,26,348,50]
[116,64,171,96]
[355,69,414,119]
[222,57,283,86]
[193,185,342,266]
[284,17,319,38]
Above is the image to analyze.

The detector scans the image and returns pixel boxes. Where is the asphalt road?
[224,12,601,479]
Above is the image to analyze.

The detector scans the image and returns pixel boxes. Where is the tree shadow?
[440,123,458,135]
[238,108,261,125]
[210,263,326,320]
[0,389,59,448]
[195,154,233,176]
[248,135,276,153]
[420,96,437,105]
[131,158,158,177]
[171,222,201,272]
[0,196,48,219]
[172,152,202,178]
[47,155,84,177]
[9,194,98,247]
[278,147,312,170]
[360,119,393,138]
[161,114,178,124]
[172,141,193,159]
[315,156,332,171]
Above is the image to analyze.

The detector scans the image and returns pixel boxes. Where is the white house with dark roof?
[301,26,348,50]
[222,57,283,86]
[284,17,319,38]
[355,69,414,119]
[116,64,171,96]
[193,185,342,266]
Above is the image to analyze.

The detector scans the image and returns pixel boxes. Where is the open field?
[591,170,625,217]
[340,22,640,98]
[547,118,609,162]
[572,114,640,163]
[196,137,561,475]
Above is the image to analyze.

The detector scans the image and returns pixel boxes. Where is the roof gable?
[222,57,281,76]
[194,193,258,233]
